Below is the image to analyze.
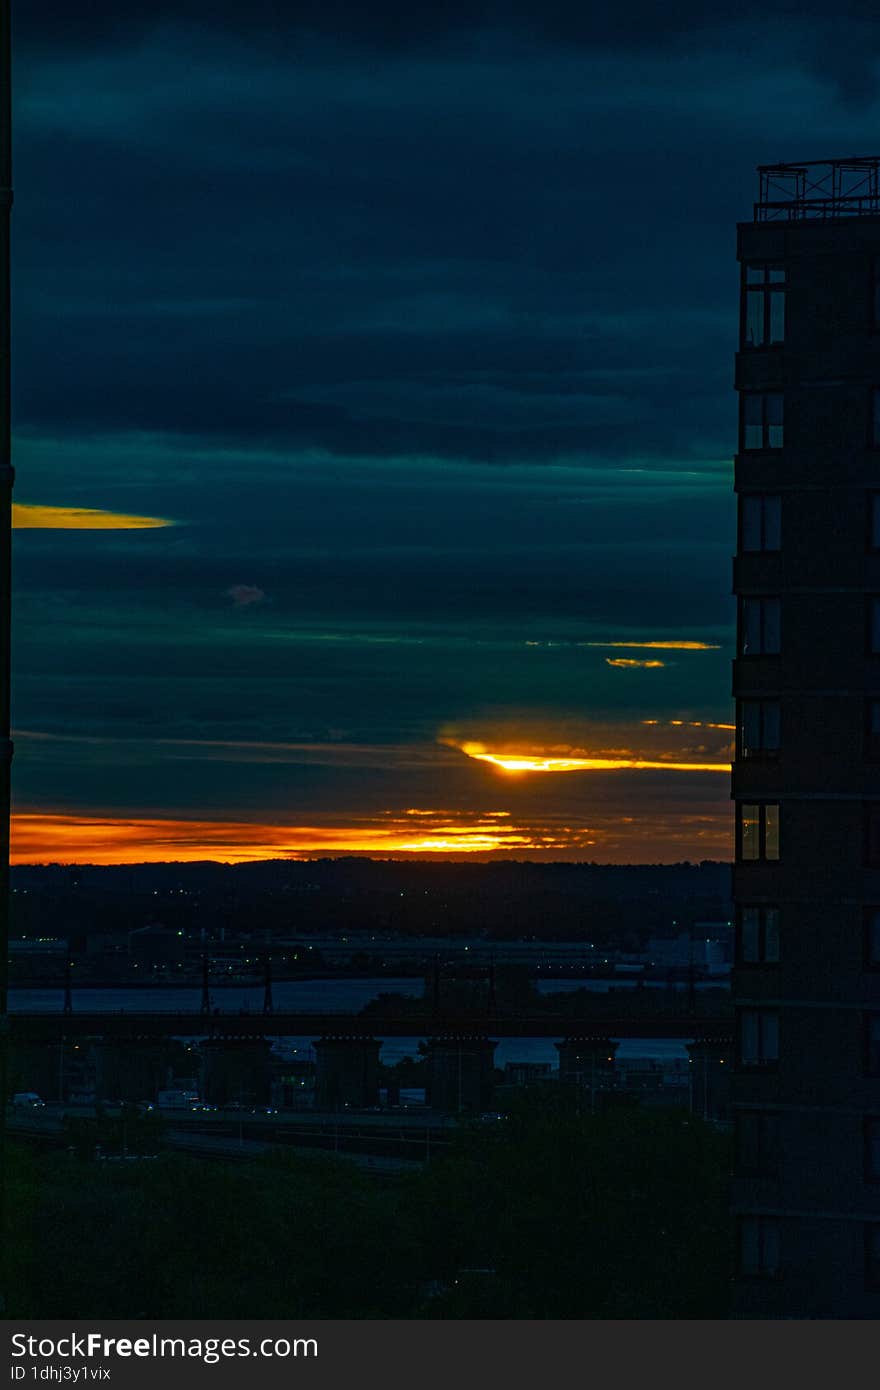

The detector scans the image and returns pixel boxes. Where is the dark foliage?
[3,1098,731,1318]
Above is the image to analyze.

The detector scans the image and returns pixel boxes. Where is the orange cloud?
[12,504,174,530]
[9,801,734,866]
[605,657,665,669]
[9,811,549,864]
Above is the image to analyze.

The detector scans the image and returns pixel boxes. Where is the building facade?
[732,158,880,1317]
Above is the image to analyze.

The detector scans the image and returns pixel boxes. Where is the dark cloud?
[13,1,880,50]
[9,4,878,856]
[13,2,880,115]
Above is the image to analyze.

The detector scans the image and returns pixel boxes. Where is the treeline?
[11,860,731,949]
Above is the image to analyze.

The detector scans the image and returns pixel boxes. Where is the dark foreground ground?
[3,1095,731,1318]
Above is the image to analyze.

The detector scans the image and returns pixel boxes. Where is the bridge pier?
[312,1035,381,1111]
[199,1037,272,1108]
[555,1036,618,1111]
[95,1039,178,1104]
[425,1034,497,1115]
[686,1037,733,1122]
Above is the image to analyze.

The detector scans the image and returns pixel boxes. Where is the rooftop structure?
[755,155,880,221]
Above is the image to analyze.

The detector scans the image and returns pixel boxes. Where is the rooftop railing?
[754,156,880,221]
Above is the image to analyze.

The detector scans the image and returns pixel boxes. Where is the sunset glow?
[10,811,548,863]
[9,802,734,865]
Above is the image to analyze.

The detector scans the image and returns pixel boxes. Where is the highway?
[6,1103,457,1171]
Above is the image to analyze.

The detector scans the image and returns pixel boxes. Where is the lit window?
[741,494,781,552]
[739,1216,781,1277]
[738,804,780,862]
[739,700,780,759]
[869,493,880,550]
[741,393,783,450]
[865,1119,880,1183]
[866,909,880,967]
[740,1009,779,1066]
[739,906,780,963]
[743,264,786,348]
[738,1111,780,1174]
[741,597,781,656]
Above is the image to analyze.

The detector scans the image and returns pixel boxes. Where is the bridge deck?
[6,1011,733,1041]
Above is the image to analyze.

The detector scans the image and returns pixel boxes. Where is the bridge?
[6,1009,733,1042]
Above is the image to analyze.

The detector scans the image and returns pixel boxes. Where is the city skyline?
[11,4,880,863]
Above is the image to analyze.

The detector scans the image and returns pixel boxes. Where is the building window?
[739,1216,781,1277]
[869,598,880,654]
[869,493,880,550]
[866,909,880,968]
[866,806,880,866]
[743,265,786,348]
[738,906,780,964]
[741,393,784,451]
[738,804,780,862]
[867,702,880,760]
[740,1009,780,1066]
[741,494,781,552]
[866,1225,880,1292]
[873,389,880,448]
[737,1111,780,1174]
[866,1014,880,1076]
[740,597,781,656]
[738,699,780,759]
[865,1119,880,1183]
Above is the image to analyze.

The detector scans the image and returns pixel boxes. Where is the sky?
[8,2,880,864]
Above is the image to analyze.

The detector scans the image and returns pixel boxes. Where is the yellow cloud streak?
[586,640,720,651]
[13,504,174,530]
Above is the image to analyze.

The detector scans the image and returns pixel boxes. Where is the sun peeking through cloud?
[12,504,174,530]
[454,741,729,775]
[446,712,734,776]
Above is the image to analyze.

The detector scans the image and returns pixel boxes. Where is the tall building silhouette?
[733,157,880,1317]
